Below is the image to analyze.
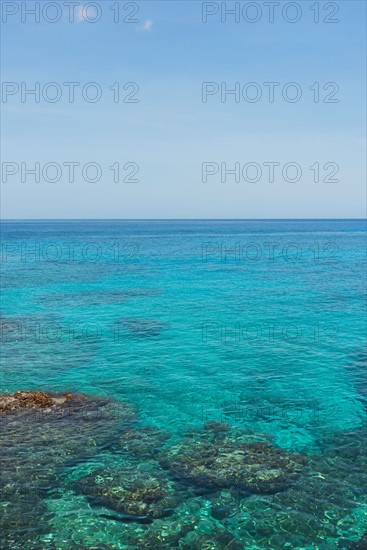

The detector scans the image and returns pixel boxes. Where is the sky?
[1,0,366,219]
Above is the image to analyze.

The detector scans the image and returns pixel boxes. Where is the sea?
[0,219,366,549]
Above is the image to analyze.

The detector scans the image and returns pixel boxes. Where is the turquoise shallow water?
[1,220,366,549]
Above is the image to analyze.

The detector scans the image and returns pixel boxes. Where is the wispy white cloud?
[74,4,85,22]
[141,20,153,32]
[74,4,99,22]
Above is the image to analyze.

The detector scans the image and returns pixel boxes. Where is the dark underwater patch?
[113,317,169,339]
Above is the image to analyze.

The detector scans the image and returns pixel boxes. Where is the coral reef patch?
[75,466,180,521]
[158,424,307,494]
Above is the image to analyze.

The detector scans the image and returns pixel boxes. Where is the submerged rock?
[159,428,307,494]
[235,426,367,548]
[0,390,136,423]
[339,534,367,549]
[0,392,137,480]
[0,390,70,412]
[0,390,137,548]
[0,492,49,550]
[75,467,180,521]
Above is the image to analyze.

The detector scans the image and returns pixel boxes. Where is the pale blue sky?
[1,0,366,218]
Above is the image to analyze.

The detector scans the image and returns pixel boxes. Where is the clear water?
[1,220,366,549]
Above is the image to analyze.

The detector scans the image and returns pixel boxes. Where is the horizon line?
[0,218,366,222]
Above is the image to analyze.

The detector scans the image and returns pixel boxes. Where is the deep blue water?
[1,220,366,549]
